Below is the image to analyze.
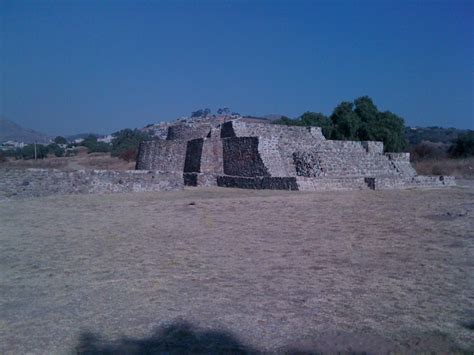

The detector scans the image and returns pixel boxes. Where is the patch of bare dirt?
[0,187,473,353]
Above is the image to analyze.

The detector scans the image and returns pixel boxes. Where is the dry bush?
[118,148,138,162]
[412,157,474,178]
[409,141,449,162]
[75,146,89,156]
[0,152,134,171]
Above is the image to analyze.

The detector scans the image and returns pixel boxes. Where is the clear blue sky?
[1,0,473,135]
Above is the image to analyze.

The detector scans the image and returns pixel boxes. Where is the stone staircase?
[312,152,399,178]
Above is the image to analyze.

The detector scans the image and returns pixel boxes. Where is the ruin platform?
[136,119,454,191]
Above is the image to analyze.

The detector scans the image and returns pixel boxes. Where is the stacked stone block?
[136,118,455,191]
[0,169,183,200]
[135,140,187,172]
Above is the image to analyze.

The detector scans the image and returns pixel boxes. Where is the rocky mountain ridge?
[0,117,51,144]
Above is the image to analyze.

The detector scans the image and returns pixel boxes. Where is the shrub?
[449,131,474,158]
[409,142,448,161]
[191,108,211,118]
[47,143,65,157]
[80,135,111,153]
[273,96,407,152]
[431,165,446,176]
[53,136,68,145]
[18,144,49,159]
[119,148,138,162]
[411,157,474,178]
[111,129,150,161]
[217,107,230,115]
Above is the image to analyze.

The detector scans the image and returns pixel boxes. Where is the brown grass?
[1,187,473,353]
[0,152,134,171]
[412,157,474,178]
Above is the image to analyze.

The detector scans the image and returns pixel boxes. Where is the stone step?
[373,175,456,189]
[296,177,369,191]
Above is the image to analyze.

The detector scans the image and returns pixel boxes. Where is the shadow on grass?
[74,320,472,354]
[74,320,258,354]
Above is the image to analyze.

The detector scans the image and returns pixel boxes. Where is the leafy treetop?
[274,96,407,152]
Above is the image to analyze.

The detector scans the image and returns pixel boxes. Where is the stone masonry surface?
[135,140,187,172]
[136,118,455,191]
[2,117,454,199]
[0,168,183,200]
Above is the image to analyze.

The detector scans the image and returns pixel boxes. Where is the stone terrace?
[136,118,454,191]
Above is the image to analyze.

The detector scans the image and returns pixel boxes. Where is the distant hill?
[0,117,51,144]
[405,126,471,145]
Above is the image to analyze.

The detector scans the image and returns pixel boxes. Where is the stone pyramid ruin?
[136,117,455,190]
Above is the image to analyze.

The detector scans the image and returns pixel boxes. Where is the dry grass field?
[412,157,474,178]
[1,150,134,171]
[1,185,473,353]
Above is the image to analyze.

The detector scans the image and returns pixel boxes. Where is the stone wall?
[257,137,289,177]
[221,120,325,141]
[293,152,324,177]
[297,177,368,191]
[361,141,384,154]
[184,139,204,173]
[2,119,455,199]
[135,140,187,172]
[370,175,455,190]
[183,173,218,187]
[200,137,224,174]
[0,168,183,200]
[182,136,224,176]
[167,123,212,141]
[290,140,399,178]
[135,119,455,192]
[385,152,410,161]
[385,153,417,177]
[217,175,298,190]
[150,126,169,140]
[222,137,270,177]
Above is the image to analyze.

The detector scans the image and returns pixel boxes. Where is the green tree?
[111,129,151,161]
[300,112,333,137]
[3,148,22,159]
[273,116,297,126]
[80,135,111,153]
[81,134,98,148]
[191,108,212,118]
[371,111,407,152]
[53,136,68,145]
[330,101,361,140]
[217,107,230,115]
[354,96,378,124]
[47,143,65,157]
[272,96,408,152]
[19,144,49,159]
[449,131,474,157]
[275,113,333,136]
[354,96,378,141]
